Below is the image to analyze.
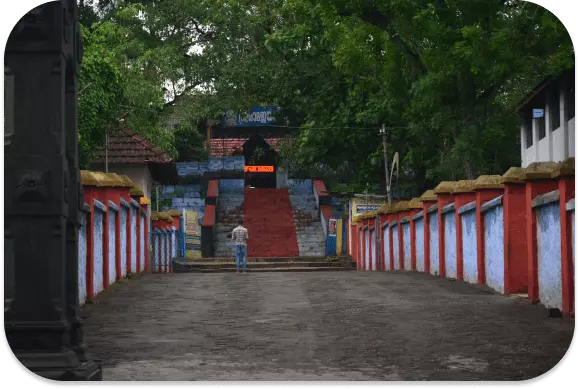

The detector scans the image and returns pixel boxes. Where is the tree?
[79,0,574,192]
[173,121,210,162]
[78,23,124,168]
[248,0,573,190]
[78,7,178,167]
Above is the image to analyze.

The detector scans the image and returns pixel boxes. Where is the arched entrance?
[242,135,279,188]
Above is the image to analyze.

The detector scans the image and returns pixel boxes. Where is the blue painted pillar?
[161,230,167,272]
[179,214,185,257]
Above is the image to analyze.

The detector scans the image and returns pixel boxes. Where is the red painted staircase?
[243,188,300,257]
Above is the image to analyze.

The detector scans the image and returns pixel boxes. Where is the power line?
[119,104,433,131]
[119,105,177,116]
[268,124,381,130]
[118,106,398,131]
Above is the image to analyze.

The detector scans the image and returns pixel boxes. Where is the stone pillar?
[452,181,477,282]
[501,170,528,294]
[522,162,560,303]
[386,212,397,270]
[136,206,142,274]
[419,190,438,275]
[407,200,422,272]
[554,159,575,316]
[4,0,101,380]
[434,182,457,278]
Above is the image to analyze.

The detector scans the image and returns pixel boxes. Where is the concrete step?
[296,234,326,239]
[173,255,356,272]
[297,242,326,247]
[180,261,351,269]
[176,266,354,273]
[295,235,326,240]
[295,230,325,236]
[297,240,325,244]
[186,256,336,263]
[216,218,244,224]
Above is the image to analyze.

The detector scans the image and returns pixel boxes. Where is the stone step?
[298,245,326,249]
[180,261,351,269]
[296,230,326,235]
[187,255,337,263]
[298,244,326,249]
[216,218,244,223]
[298,247,326,253]
[175,266,354,273]
[297,237,326,242]
[296,230,325,235]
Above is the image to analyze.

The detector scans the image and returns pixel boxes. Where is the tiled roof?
[207,138,282,157]
[94,128,174,164]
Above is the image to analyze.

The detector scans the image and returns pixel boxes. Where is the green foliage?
[81,0,573,192]
[78,24,124,167]
[78,5,180,167]
[173,121,210,162]
[255,0,572,190]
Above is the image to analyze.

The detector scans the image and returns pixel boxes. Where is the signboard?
[349,196,389,225]
[183,210,201,259]
[329,219,337,237]
[244,165,274,173]
[355,205,382,214]
[224,106,279,127]
[533,109,544,118]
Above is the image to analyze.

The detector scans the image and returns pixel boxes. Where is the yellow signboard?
[183,210,201,259]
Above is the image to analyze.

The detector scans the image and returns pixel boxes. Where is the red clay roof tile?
[94,128,174,164]
[207,138,282,156]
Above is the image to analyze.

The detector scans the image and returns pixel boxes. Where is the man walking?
[231,219,248,273]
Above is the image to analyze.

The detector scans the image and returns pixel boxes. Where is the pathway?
[82,272,573,381]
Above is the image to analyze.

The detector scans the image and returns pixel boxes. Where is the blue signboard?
[533,109,544,118]
[224,106,279,127]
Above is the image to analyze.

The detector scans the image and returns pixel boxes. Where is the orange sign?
[244,165,274,173]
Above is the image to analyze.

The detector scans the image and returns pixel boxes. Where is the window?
[524,110,533,148]
[550,88,561,130]
[566,84,575,121]
[537,115,546,140]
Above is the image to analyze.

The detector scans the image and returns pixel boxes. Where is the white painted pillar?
[545,96,553,161]
[532,115,539,163]
[561,87,570,159]
[520,123,527,167]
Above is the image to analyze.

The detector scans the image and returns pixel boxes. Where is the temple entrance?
[242,135,278,188]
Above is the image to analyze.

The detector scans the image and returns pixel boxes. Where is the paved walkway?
[82,271,573,381]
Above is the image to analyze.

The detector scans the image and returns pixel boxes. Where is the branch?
[163,82,202,108]
[191,19,215,41]
[337,7,428,76]
[78,83,92,98]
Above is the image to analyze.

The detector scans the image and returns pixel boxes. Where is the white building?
[518,67,575,167]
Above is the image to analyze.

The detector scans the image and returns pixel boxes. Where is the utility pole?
[380,124,392,205]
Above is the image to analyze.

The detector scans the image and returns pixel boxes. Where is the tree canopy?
[78,0,573,193]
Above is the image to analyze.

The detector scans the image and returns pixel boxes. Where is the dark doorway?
[243,135,278,188]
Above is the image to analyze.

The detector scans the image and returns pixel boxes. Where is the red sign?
[244,165,274,173]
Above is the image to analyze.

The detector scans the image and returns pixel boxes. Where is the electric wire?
[118,105,412,131]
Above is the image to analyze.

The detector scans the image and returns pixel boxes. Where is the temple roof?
[94,128,174,164]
